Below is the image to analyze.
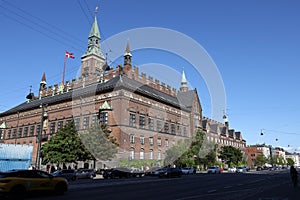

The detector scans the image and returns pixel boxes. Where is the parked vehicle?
[52,169,77,181]
[0,169,68,199]
[102,167,131,179]
[181,167,196,175]
[236,166,247,173]
[76,169,96,179]
[158,168,182,178]
[207,166,220,174]
[130,168,144,177]
[228,167,237,173]
[145,167,161,176]
[256,166,262,171]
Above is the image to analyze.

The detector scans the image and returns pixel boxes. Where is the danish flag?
[65,51,75,59]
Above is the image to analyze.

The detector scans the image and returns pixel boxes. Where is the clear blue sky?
[0,0,299,152]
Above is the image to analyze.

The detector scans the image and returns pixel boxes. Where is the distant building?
[286,152,300,167]
[245,144,270,168]
[0,11,245,169]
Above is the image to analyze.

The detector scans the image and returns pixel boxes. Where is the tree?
[254,154,267,166]
[164,130,216,168]
[286,158,295,166]
[218,146,242,167]
[41,120,94,165]
[78,124,118,161]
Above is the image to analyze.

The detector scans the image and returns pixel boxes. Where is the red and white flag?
[65,51,75,59]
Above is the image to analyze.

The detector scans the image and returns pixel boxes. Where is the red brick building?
[0,15,246,169]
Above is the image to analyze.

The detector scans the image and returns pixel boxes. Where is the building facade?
[0,14,246,169]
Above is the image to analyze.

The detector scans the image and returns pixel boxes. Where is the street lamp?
[36,104,47,170]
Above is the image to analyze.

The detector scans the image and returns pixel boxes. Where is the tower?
[39,73,47,99]
[124,41,132,66]
[81,11,105,79]
[179,69,188,92]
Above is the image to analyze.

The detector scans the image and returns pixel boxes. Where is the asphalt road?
[28,170,299,200]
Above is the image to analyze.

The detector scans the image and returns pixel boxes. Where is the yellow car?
[0,169,68,199]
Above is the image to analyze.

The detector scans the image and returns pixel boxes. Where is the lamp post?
[36,104,47,170]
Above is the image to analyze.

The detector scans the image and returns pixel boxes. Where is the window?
[92,115,98,125]
[140,149,144,159]
[149,137,153,145]
[36,125,41,136]
[74,118,80,130]
[157,138,161,146]
[158,151,161,160]
[183,127,187,136]
[0,129,4,140]
[157,120,162,132]
[139,116,145,129]
[18,128,22,138]
[13,129,17,138]
[7,130,11,139]
[23,127,28,137]
[66,120,72,125]
[129,113,136,127]
[177,125,182,135]
[99,112,108,125]
[165,139,169,147]
[83,116,90,129]
[130,148,134,160]
[148,118,154,130]
[149,149,153,160]
[140,135,144,145]
[50,122,55,135]
[164,122,169,133]
[171,124,175,135]
[30,126,35,136]
[57,121,63,132]
[130,134,135,144]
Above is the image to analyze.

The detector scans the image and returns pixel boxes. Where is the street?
[29,170,299,200]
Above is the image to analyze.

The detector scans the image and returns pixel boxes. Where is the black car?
[158,168,182,178]
[256,166,262,171]
[103,168,131,179]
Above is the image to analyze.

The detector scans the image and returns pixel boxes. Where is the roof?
[0,75,191,117]
[177,90,195,108]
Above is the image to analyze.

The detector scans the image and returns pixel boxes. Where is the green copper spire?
[82,16,104,59]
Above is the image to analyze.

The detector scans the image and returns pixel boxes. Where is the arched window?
[140,149,144,160]
[149,149,153,160]
[130,148,134,160]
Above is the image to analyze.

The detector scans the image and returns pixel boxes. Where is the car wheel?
[55,182,67,195]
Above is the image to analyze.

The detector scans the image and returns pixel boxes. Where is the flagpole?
[62,55,66,84]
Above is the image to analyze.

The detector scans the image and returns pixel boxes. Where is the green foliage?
[41,120,94,165]
[120,159,159,169]
[286,158,295,166]
[218,146,242,167]
[164,130,216,168]
[254,154,267,166]
[79,124,118,161]
[41,121,118,166]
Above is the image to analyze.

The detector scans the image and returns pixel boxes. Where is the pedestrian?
[290,166,298,187]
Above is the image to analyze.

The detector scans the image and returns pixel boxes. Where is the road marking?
[223,186,232,189]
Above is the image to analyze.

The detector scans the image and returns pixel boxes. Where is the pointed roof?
[89,16,101,39]
[124,40,132,57]
[180,69,188,91]
[181,69,187,84]
[82,15,104,59]
[40,73,46,84]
